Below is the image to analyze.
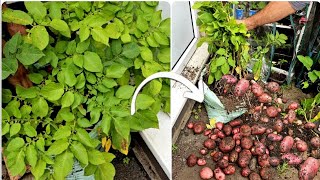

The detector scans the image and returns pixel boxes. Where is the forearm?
[243,2,296,30]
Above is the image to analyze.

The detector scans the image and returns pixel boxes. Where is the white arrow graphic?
[131,72,204,115]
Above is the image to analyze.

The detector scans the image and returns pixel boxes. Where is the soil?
[172,83,320,180]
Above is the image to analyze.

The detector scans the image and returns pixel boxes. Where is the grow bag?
[200,68,247,124]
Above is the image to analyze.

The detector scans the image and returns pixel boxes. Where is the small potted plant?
[236,2,247,20]
[249,2,266,16]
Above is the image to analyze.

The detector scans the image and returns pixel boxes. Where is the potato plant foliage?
[193,2,251,84]
[2,1,170,179]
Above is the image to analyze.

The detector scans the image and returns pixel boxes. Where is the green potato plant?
[2,1,170,179]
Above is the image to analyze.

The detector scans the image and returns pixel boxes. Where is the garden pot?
[269,67,294,84]
[249,9,257,16]
[235,9,245,20]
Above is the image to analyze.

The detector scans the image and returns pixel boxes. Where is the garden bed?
[172,83,320,180]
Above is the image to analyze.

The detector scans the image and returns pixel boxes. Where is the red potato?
[249,172,262,180]
[210,134,218,140]
[193,121,206,134]
[221,74,238,84]
[304,122,316,129]
[217,131,225,139]
[267,133,283,142]
[268,145,274,151]
[186,154,198,167]
[200,148,208,155]
[299,157,319,180]
[203,129,211,136]
[296,140,308,152]
[281,153,303,165]
[240,125,251,137]
[215,122,224,130]
[265,128,273,134]
[203,139,216,150]
[235,146,242,153]
[253,142,266,156]
[222,155,229,161]
[197,158,207,166]
[7,23,28,36]
[232,127,240,135]
[260,167,272,180]
[258,93,272,103]
[241,167,251,177]
[258,154,270,167]
[269,156,281,167]
[311,149,320,159]
[310,136,320,148]
[212,151,224,162]
[229,150,238,163]
[234,78,250,97]
[260,116,269,123]
[200,167,214,180]
[213,129,220,134]
[273,119,283,133]
[277,107,282,112]
[219,137,235,153]
[249,158,257,171]
[288,102,299,110]
[266,106,278,118]
[280,136,294,153]
[287,110,296,123]
[233,133,242,141]
[222,124,232,136]
[223,164,236,175]
[187,122,194,129]
[236,139,241,145]
[229,119,243,127]
[251,81,264,97]
[217,159,229,169]
[251,124,266,135]
[214,167,226,180]
[241,137,253,149]
[238,149,252,168]
[266,81,280,93]
[254,105,262,112]
[276,98,283,104]
[283,119,289,125]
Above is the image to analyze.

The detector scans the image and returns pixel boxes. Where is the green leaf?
[2,89,12,103]
[227,57,236,67]
[91,27,109,45]
[88,149,106,165]
[73,54,84,68]
[216,48,226,55]
[5,100,21,118]
[153,31,169,45]
[79,26,90,42]
[221,63,230,74]
[53,126,71,140]
[121,33,131,43]
[77,118,92,128]
[102,78,117,88]
[23,123,37,137]
[122,42,140,59]
[101,114,111,135]
[58,108,75,122]
[90,108,101,124]
[36,137,45,152]
[48,2,62,19]
[53,150,74,180]
[7,149,25,176]
[130,110,159,131]
[61,91,75,108]
[31,26,49,50]
[20,105,32,118]
[157,48,170,63]
[215,56,226,66]
[10,123,21,137]
[146,35,160,47]
[147,80,162,96]
[3,33,22,56]
[40,83,64,101]
[136,16,148,32]
[28,73,43,84]
[159,18,170,37]
[105,63,127,78]
[113,117,130,139]
[95,162,116,180]
[105,23,121,39]
[25,1,46,19]
[140,47,153,62]
[76,39,90,53]
[2,108,10,121]
[16,44,45,66]
[32,97,48,118]
[75,73,86,89]
[150,11,162,27]
[16,86,38,99]
[134,57,143,69]
[76,128,95,148]
[64,68,77,87]
[111,39,122,56]
[46,138,69,156]
[115,85,135,99]
[26,145,38,167]
[84,163,98,176]
[297,55,313,71]
[70,141,88,165]
[83,51,103,72]
[6,137,25,151]
[2,58,18,79]
[66,40,77,55]
[2,8,33,25]
[308,71,318,83]
[50,19,71,38]
[136,94,155,110]
[2,123,10,136]
[31,159,46,180]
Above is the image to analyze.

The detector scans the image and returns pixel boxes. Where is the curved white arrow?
[131,72,204,115]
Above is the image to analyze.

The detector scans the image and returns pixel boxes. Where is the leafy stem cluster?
[297,93,320,122]
[2,1,170,179]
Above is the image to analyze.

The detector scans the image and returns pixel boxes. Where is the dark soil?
[172,83,320,180]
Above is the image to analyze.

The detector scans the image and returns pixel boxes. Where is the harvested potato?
[186,154,198,167]
[200,167,214,180]
[219,137,235,153]
[299,157,319,180]
[280,136,294,153]
[234,78,250,96]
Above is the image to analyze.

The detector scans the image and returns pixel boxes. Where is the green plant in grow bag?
[297,55,320,89]
[2,1,170,179]
[297,93,320,122]
[193,1,251,84]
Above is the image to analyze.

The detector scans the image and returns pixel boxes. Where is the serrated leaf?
[53,150,74,180]
[6,137,24,151]
[31,26,49,50]
[32,97,48,118]
[26,145,38,167]
[53,126,71,140]
[10,123,21,137]
[46,139,69,156]
[70,141,88,165]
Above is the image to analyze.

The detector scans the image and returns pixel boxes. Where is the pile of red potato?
[186,75,320,180]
